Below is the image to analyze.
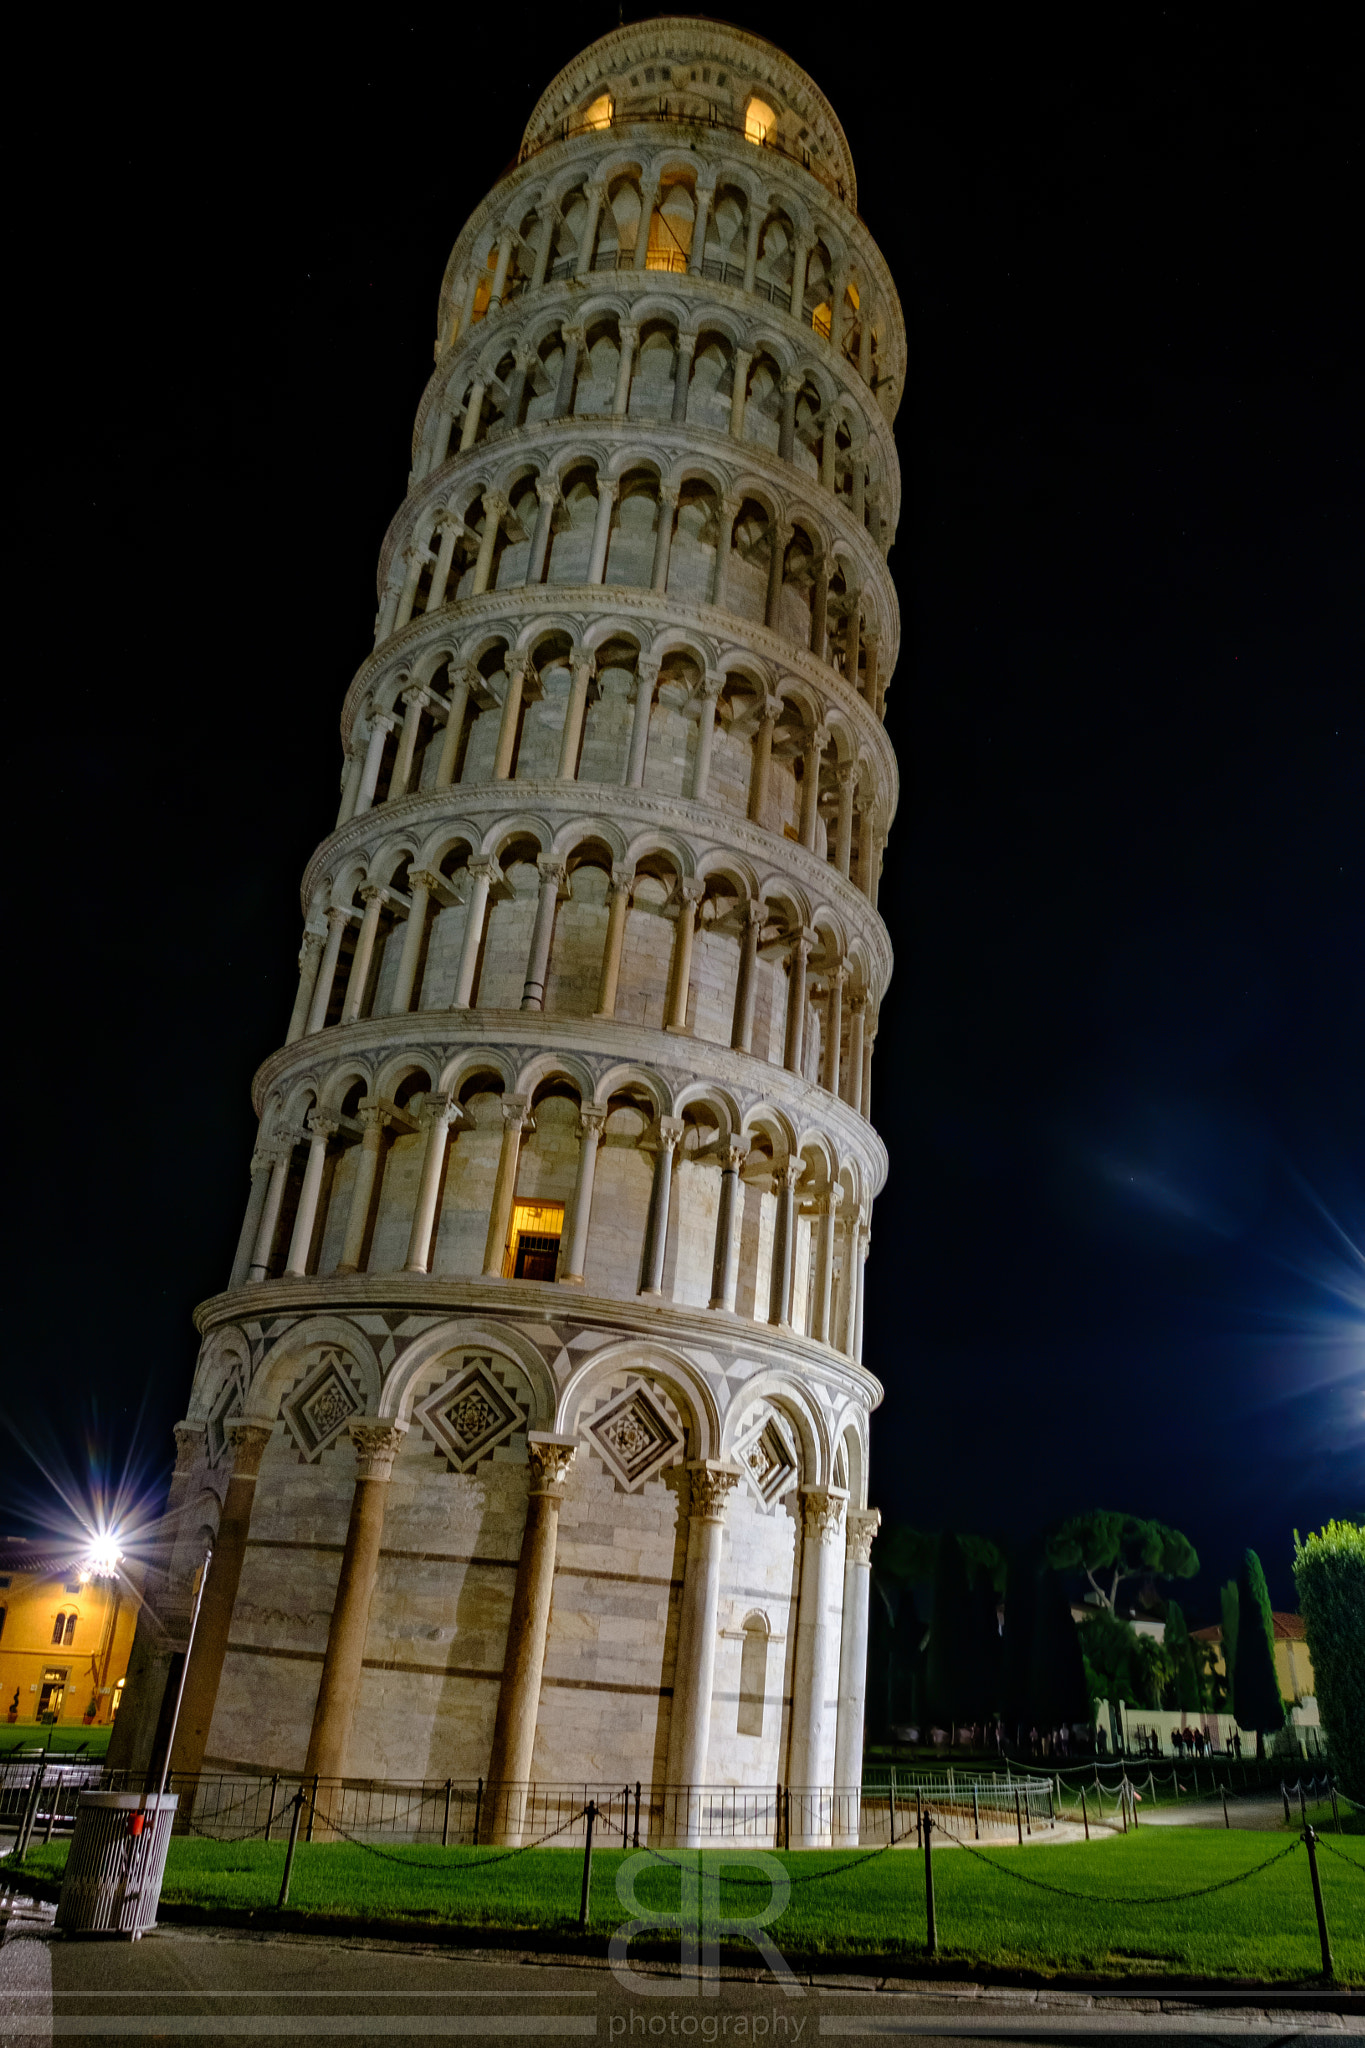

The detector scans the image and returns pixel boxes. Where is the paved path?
[1,1913,1359,2047]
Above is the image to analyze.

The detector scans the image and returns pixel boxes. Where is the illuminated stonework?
[126,18,904,1849]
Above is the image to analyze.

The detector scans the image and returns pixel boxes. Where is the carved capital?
[609,866,637,897]
[535,477,560,507]
[358,1104,393,1137]
[501,1093,532,1133]
[846,1506,881,1566]
[781,370,804,394]
[527,1431,577,1497]
[677,876,706,908]
[467,855,500,883]
[359,883,385,906]
[482,490,511,519]
[800,1487,848,1546]
[348,1419,408,1481]
[537,856,568,889]
[687,1460,743,1522]
[419,1091,460,1131]
[656,1115,685,1152]
[224,1421,273,1478]
[577,1106,608,1141]
[407,867,442,896]
[721,1140,750,1172]
[305,1113,340,1141]
[172,1421,206,1472]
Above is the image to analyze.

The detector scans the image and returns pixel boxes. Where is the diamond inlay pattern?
[415,1356,530,1473]
[735,1410,798,1510]
[585,1383,685,1492]
[281,1349,363,1462]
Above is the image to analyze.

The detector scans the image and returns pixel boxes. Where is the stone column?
[844,590,862,683]
[841,1212,863,1356]
[520,858,565,1011]
[783,929,812,1074]
[639,1117,684,1296]
[390,687,431,797]
[170,1421,273,1779]
[741,209,762,294]
[404,1094,460,1274]
[832,1508,880,1845]
[829,256,850,355]
[857,803,875,901]
[665,879,703,1033]
[859,296,874,383]
[557,653,594,778]
[574,182,604,275]
[787,1487,848,1846]
[729,349,752,440]
[526,479,558,585]
[434,667,473,787]
[854,1224,869,1363]
[767,1158,800,1327]
[778,372,801,462]
[790,236,810,317]
[247,1145,292,1283]
[846,996,866,1114]
[689,186,713,272]
[811,1186,842,1343]
[340,885,385,1023]
[799,724,827,848]
[708,1143,746,1310]
[452,857,495,1009]
[389,870,437,1015]
[730,898,764,1052]
[821,964,845,1094]
[392,545,428,632]
[354,712,396,815]
[375,577,403,645]
[746,696,779,822]
[304,1422,409,1794]
[862,631,880,710]
[632,182,659,271]
[459,378,487,452]
[862,1013,877,1125]
[501,350,532,432]
[764,520,789,629]
[712,493,740,606]
[811,556,829,662]
[624,660,657,787]
[485,1434,577,1842]
[670,332,697,422]
[491,657,527,780]
[553,326,583,415]
[530,205,558,290]
[305,906,351,1035]
[285,925,327,1044]
[425,514,464,611]
[587,477,616,583]
[284,1115,337,1277]
[852,457,866,528]
[664,1462,743,1842]
[834,764,855,877]
[482,1096,531,1276]
[471,493,507,596]
[651,485,679,591]
[612,324,639,415]
[593,870,634,1017]
[229,1146,276,1289]
[692,672,723,800]
[335,1105,391,1274]
[559,1107,606,1285]
[488,232,514,305]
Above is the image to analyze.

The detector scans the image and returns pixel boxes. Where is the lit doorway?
[503,1200,564,1280]
[38,1668,68,1721]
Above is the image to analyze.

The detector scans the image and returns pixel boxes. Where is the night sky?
[11,7,1362,1619]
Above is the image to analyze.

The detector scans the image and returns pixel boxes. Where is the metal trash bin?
[55,1792,178,1938]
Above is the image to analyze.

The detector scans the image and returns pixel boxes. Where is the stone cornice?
[193,1272,884,1415]
[341,590,900,813]
[298,779,894,992]
[385,413,898,632]
[412,276,901,519]
[250,1012,890,1196]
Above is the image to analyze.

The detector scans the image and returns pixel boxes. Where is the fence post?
[1047,1781,1055,1829]
[1130,1777,1139,1827]
[923,1810,937,1956]
[1301,1827,1334,1980]
[266,1773,279,1842]
[1119,1781,1128,1835]
[973,1783,980,1840]
[784,1785,791,1850]
[916,1789,922,1851]
[278,1790,304,1909]
[473,1776,483,1846]
[579,1800,597,1928]
[442,1778,452,1848]
[634,1779,641,1849]
[16,1766,44,1860]
[304,1774,319,1843]
[889,1765,897,1845]
[1222,1787,1230,1829]
[1080,1787,1089,1841]
[1282,1780,1291,1825]
[42,1778,60,1845]
[1014,1788,1022,1846]
[1299,1780,1308,1824]
[1329,1783,1340,1835]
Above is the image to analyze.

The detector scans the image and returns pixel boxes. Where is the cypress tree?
[1233,1548,1286,1750]
[1220,1579,1240,1716]
[926,1531,974,1731]
[1164,1599,1201,1712]
[1030,1570,1091,1730]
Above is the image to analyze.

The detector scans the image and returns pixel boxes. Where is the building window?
[584,93,613,132]
[745,97,776,146]
[64,1613,77,1646]
[503,1199,564,1281]
[737,1616,769,1736]
[52,1612,68,1645]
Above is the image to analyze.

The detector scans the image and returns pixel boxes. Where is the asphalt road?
[0,1907,1359,2048]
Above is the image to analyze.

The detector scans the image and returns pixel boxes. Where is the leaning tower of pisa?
[157,19,903,1847]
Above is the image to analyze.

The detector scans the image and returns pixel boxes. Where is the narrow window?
[64,1613,77,1646]
[52,1612,66,1645]
[737,1616,769,1736]
[584,93,613,132]
[504,1199,565,1280]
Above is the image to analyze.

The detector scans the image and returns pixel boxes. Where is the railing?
[8,1766,1056,1850]
[518,102,854,209]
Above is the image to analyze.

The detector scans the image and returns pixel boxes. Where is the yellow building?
[0,1539,142,1730]
[1191,1611,1317,1704]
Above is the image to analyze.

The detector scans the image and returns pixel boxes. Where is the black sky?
[10,6,1362,1616]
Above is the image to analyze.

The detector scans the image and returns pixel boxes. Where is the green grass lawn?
[10,1828,1363,1982]
[1,1724,111,1757]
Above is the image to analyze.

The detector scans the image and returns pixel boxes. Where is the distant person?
[1097,1725,1108,1756]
